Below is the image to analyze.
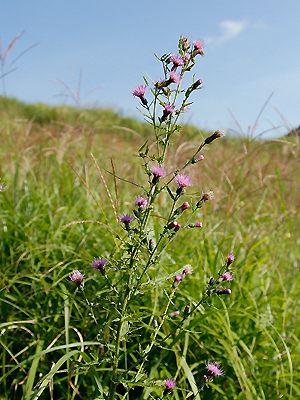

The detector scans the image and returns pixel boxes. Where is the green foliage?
[1,74,300,399]
[0,96,156,138]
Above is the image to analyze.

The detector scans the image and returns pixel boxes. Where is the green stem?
[108,276,132,400]
[82,290,98,325]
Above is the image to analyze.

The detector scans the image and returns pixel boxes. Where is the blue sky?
[1,0,299,138]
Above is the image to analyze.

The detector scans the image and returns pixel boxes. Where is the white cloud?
[205,20,248,45]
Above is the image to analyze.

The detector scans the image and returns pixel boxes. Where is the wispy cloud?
[205,20,248,45]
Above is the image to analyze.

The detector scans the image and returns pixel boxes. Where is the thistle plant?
[66,36,234,399]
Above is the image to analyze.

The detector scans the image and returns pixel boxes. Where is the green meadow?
[0,97,299,399]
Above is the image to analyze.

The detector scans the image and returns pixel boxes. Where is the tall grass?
[0,98,299,399]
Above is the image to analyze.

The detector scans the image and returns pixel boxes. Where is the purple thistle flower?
[132,85,147,105]
[227,252,235,266]
[220,271,234,281]
[163,103,175,116]
[132,85,146,98]
[134,195,148,209]
[170,54,184,68]
[174,173,193,194]
[169,70,181,83]
[193,39,205,55]
[163,378,176,396]
[175,173,193,188]
[206,361,225,377]
[68,270,85,290]
[120,213,133,230]
[91,257,107,275]
[151,164,166,185]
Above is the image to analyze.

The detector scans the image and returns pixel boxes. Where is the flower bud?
[192,79,203,90]
[196,191,214,207]
[188,222,202,228]
[167,221,181,231]
[227,252,234,266]
[149,238,155,252]
[172,274,182,289]
[215,286,231,295]
[169,310,180,317]
[184,305,190,316]
[205,130,226,145]
[174,202,190,214]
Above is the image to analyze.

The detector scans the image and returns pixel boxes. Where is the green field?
[1,97,300,399]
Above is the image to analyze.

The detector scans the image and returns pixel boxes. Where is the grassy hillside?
[0,97,299,399]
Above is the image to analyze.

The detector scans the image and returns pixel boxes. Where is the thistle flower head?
[161,103,175,121]
[163,103,175,116]
[91,257,107,275]
[151,164,166,179]
[132,85,147,98]
[193,39,205,55]
[164,377,176,395]
[134,196,148,209]
[221,271,234,281]
[206,361,225,377]
[170,54,184,68]
[120,213,133,228]
[169,70,181,83]
[68,270,85,290]
[175,173,192,189]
